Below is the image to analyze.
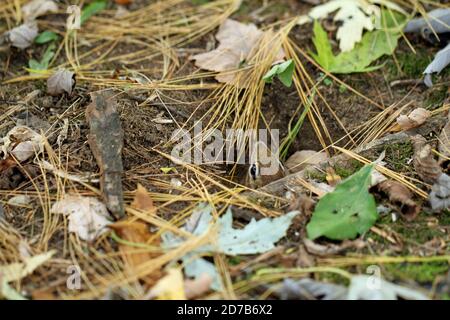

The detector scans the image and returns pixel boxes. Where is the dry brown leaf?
[109,220,162,286]
[5,22,38,49]
[22,0,58,21]
[184,273,212,299]
[396,108,431,131]
[191,19,284,86]
[285,150,329,174]
[375,180,420,221]
[47,69,75,95]
[131,184,155,214]
[412,135,442,184]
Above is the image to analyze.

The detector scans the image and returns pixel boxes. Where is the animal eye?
[249,163,259,179]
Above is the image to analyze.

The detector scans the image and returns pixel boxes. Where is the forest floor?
[0,0,449,300]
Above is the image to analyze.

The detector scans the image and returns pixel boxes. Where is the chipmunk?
[242,145,329,189]
[242,141,286,189]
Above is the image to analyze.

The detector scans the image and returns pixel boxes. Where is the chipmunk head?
[244,141,284,189]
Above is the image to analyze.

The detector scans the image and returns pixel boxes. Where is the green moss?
[332,160,364,180]
[372,213,446,245]
[306,170,327,182]
[383,141,414,173]
[384,262,449,283]
[317,271,350,286]
[387,49,432,78]
[425,85,448,110]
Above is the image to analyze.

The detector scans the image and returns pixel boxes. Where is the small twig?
[390,79,424,88]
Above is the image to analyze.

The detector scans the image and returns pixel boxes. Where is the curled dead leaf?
[22,0,58,22]
[412,135,442,184]
[47,69,75,95]
[374,180,420,221]
[396,108,431,131]
[5,22,38,49]
[1,126,44,162]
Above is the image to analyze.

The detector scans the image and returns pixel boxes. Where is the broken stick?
[86,91,125,219]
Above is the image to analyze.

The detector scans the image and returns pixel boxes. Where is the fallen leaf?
[423,43,450,87]
[7,195,31,207]
[22,0,58,22]
[1,126,44,162]
[312,12,404,74]
[34,30,59,44]
[47,69,75,95]
[162,203,299,291]
[285,150,329,173]
[299,0,406,52]
[109,220,162,286]
[374,180,420,220]
[262,59,295,87]
[0,279,26,300]
[80,0,107,25]
[306,165,378,240]
[396,108,431,131]
[412,135,442,184]
[0,250,55,283]
[429,173,450,211]
[131,184,155,213]
[348,275,429,300]
[404,8,450,37]
[146,268,186,300]
[276,278,348,300]
[184,273,212,299]
[4,22,38,49]
[50,195,113,241]
[191,19,284,85]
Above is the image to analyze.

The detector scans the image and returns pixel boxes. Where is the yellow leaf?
[147,268,186,300]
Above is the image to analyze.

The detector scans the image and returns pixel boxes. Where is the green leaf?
[80,0,107,25]
[311,10,407,74]
[262,59,294,87]
[28,43,55,72]
[35,31,58,44]
[306,165,378,240]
